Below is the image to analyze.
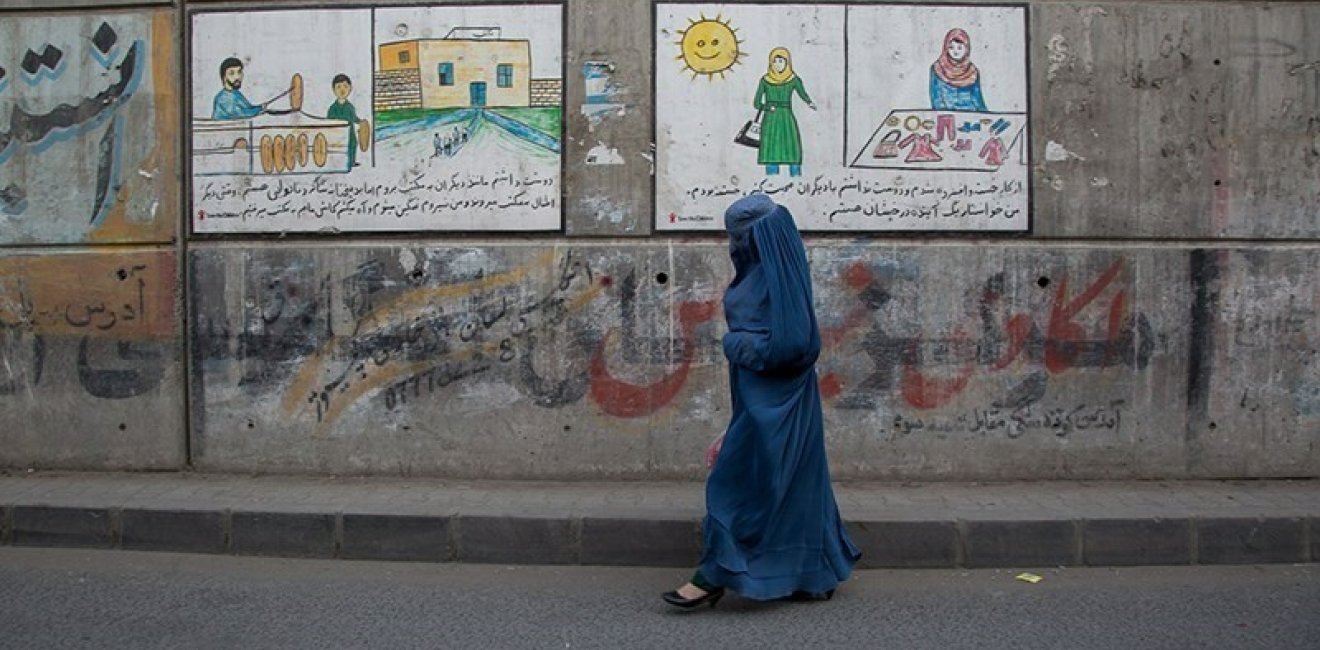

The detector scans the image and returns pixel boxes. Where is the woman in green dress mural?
[754,47,816,177]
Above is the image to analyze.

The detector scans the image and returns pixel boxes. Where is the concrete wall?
[0,7,184,469]
[3,0,1318,480]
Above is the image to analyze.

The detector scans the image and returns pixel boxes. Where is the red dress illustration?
[978,137,1006,166]
[899,133,943,163]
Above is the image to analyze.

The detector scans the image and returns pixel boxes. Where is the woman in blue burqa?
[663,193,860,609]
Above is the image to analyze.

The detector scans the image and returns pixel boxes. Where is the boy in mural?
[754,47,816,177]
[327,74,363,169]
[212,57,266,120]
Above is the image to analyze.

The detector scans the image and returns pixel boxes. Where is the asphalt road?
[1,548,1316,650]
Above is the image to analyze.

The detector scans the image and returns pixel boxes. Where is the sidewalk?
[1,471,1315,568]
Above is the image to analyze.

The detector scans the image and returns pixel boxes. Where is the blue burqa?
[699,194,861,600]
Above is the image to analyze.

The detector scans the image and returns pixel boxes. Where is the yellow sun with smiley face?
[676,13,744,80]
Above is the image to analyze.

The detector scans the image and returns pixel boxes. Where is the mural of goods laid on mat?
[655,3,1028,232]
[191,4,563,233]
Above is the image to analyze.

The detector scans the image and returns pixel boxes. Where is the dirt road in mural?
[376,107,560,173]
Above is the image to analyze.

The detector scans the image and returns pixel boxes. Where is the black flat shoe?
[662,586,725,609]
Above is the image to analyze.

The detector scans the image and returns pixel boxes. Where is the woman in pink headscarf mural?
[929,28,987,111]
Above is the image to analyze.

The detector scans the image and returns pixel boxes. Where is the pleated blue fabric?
[699,194,861,601]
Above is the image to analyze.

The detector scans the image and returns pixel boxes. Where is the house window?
[438,62,454,86]
[398,50,411,65]
[497,64,514,88]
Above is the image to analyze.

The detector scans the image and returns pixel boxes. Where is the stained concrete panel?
[0,10,179,245]
[809,244,1190,480]
[188,243,725,477]
[189,242,1204,480]
[1034,2,1320,238]
[1195,249,1320,478]
[0,249,184,469]
[0,1,169,9]
[565,0,654,236]
[0,0,1315,485]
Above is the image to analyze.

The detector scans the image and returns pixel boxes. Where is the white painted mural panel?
[656,3,1029,232]
[191,5,563,233]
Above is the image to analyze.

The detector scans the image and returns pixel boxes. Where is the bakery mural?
[191,4,563,233]
[656,3,1028,232]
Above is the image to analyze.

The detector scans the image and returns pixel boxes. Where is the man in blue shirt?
[212,57,264,120]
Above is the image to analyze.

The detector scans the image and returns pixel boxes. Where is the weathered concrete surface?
[3,472,1318,568]
[564,0,654,236]
[189,243,718,476]
[1195,249,1320,477]
[0,249,184,469]
[0,10,179,245]
[0,1,169,9]
[184,242,1275,480]
[1034,2,1320,238]
[0,0,1315,482]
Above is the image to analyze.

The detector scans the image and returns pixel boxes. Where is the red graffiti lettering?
[827,258,1138,411]
[991,313,1035,371]
[900,328,976,409]
[821,304,871,349]
[1045,260,1124,373]
[843,262,873,289]
[589,299,717,418]
[819,372,844,399]
[821,263,879,349]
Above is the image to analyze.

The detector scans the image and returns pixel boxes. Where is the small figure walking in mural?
[212,58,266,120]
[753,47,816,177]
[929,28,987,111]
[326,74,364,169]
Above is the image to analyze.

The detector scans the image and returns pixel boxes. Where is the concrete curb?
[11,506,113,549]
[2,505,1315,568]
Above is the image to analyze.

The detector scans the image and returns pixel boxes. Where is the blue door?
[469,82,487,107]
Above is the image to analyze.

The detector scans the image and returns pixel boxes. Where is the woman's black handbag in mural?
[734,110,764,148]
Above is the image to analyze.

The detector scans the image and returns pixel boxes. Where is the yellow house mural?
[376,27,541,110]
